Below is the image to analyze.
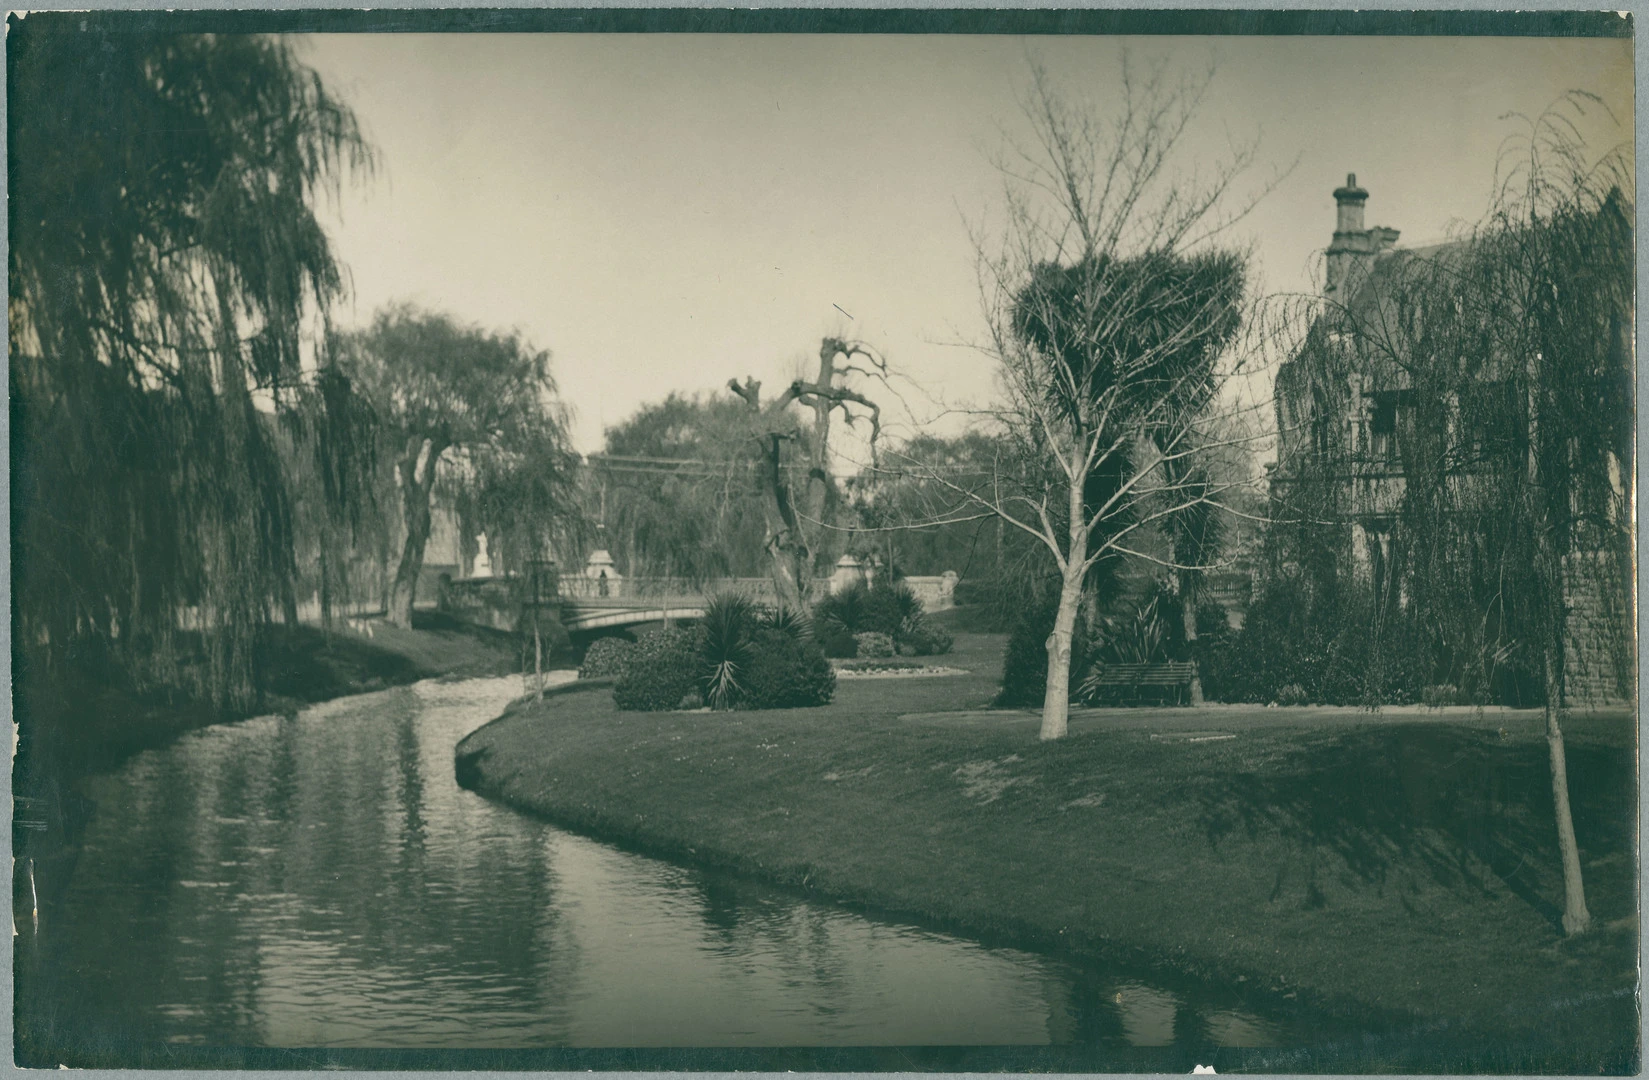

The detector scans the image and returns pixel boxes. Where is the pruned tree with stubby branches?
[889,56,1285,740]
[728,336,887,611]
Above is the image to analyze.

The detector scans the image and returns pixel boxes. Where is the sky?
[298,32,1632,460]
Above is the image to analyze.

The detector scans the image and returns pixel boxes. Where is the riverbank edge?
[452,686,1637,1071]
[17,615,548,788]
[451,694,1475,1068]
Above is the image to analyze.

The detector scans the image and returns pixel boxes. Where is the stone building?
[1269,175,1631,705]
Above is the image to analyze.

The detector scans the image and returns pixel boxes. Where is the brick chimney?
[1325,173,1399,298]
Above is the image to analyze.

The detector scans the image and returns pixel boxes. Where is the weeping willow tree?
[589,393,776,583]
[10,20,374,714]
[331,303,580,628]
[1283,93,1632,935]
[280,366,393,629]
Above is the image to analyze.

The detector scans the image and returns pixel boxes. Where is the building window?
[1370,396,1397,435]
[1312,414,1333,460]
[1365,390,1411,463]
[1460,380,1521,463]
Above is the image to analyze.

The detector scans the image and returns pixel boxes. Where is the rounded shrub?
[869,583,923,640]
[853,631,896,659]
[579,636,635,679]
[902,623,954,657]
[812,582,868,638]
[613,626,704,712]
[763,605,813,642]
[819,629,857,659]
[739,628,836,709]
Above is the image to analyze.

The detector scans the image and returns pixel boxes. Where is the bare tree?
[893,57,1281,740]
[728,337,885,610]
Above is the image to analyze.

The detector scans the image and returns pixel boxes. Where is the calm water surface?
[23,676,1291,1050]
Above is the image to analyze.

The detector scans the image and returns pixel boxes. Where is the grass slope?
[23,611,530,779]
[456,631,1637,1071]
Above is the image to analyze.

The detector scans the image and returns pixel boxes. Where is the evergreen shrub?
[699,593,758,710]
[996,594,1089,708]
[853,631,896,659]
[739,628,836,709]
[579,636,635,679]
[819,629,858,659]
[901,624,955,656]
[813,579,919,641]
[1202,575,1430,706]
[613,626,703,712]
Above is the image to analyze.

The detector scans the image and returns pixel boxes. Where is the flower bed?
[833,662,968,678]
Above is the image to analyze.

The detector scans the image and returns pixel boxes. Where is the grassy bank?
[455,630,1637,1071]
[20,611,534,780]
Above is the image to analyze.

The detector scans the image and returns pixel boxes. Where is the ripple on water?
[33,675,1291,1052]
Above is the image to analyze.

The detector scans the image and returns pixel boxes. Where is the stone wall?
[1562,552,1634,707]
[903,572,959,612]
[440,577,519,632]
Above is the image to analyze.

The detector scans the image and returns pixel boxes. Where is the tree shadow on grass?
[1194,725,1636,931]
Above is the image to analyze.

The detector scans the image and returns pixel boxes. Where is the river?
[19,675,1301,1057]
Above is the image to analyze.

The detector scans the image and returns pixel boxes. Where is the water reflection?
[22,676,1288,1052]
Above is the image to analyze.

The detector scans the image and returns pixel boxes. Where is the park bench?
[1084,661,1199,705]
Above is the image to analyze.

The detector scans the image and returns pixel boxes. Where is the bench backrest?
[1089,662,1197,685]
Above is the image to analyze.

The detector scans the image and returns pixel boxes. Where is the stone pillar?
[584,549,623,598]
[830,554,866,595]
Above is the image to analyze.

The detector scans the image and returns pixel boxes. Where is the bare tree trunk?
[802,340,848,579]
[758,432,810,612]
[765,534,808,613]
[388,436,445,629]
[279,576,300,629]
[730,349,881,611]
[1172,541,1205,705]
[1081,586,1102,637]
[1544,647,1591,935]
[533,608,545,701]
[1042,567,1084,740]
[378,525,391,614]
[1043,470,1089,741]
[1180,576,1205,706]
[1528,358,1589,935]
[319,545,332,632]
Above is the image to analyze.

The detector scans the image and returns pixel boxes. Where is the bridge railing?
[559,576,825,606]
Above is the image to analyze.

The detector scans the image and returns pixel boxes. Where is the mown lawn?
[456,630,1637,1071]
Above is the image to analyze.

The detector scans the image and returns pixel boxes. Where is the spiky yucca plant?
[764,605,814,641]
[699,593,759,710]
